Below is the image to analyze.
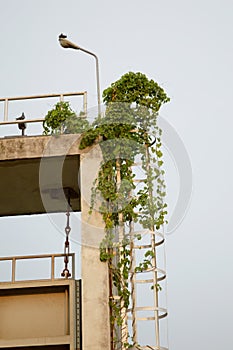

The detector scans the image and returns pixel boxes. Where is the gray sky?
[0,1,233,349]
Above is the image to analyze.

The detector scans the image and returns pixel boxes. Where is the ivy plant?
[79,72,170,349]
[41,72,169,349]
[43,101,89,135]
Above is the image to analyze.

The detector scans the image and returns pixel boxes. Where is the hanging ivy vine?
[79,72,170,349]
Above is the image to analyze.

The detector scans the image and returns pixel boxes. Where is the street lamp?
[58,34,101,117]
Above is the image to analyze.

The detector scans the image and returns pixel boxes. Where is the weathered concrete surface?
[0,134,86,160]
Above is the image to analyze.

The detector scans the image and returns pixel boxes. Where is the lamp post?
[58,34,101,117]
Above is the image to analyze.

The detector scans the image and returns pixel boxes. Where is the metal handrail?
[0,253,75,282]
[0,91,87,124]
[0,118,45,126]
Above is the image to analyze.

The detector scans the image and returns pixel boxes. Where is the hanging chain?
[61,197,71,278]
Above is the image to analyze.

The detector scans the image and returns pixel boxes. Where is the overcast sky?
[0,1,233,349]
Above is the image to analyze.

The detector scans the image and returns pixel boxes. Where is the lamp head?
[58,33,80,50]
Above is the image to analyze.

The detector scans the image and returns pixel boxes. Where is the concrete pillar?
[81,144,110,350]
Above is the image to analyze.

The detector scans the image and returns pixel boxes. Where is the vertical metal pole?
[129,221,138,345]
[51,255,55,280]
[94,55,101,117]
[65,287,70,335]
[59,94,64,134]
[72,253,75,278]
[4,98,8,121]
[83,91,88,117]
[151,230,160,347]
[12,257,16,283]
[77,47,101,118]
[116,158,128,349]
[145,144,160,348]
[108,251,114,350]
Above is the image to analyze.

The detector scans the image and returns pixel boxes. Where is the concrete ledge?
[0,336,71,348]
[0,134,87,161]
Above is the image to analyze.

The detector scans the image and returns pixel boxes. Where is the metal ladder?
[126,159,169,350]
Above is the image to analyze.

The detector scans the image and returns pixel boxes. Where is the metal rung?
[131,229,165,238]
[142,347,168,350]
[110,295,121,300]
[128,305,167,313]
[128,313,167,321]
[134,265,166,277]
[136,278,154,283]
[131,162,143,166]
[134,239,164,249]
[134,244,152,249]
[136,272,166,283]
[133,179,146,183]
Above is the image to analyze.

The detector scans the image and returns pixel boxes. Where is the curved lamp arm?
[59,34,101,117]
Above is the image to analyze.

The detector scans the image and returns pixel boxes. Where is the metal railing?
[0,91,87,126]
[0,253,75,283]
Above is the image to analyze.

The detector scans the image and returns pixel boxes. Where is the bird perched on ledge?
[16,112,25,120]
[16,112,26,135]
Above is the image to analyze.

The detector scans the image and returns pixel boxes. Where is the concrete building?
[0,131,110,350]
[0,92,168,350]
